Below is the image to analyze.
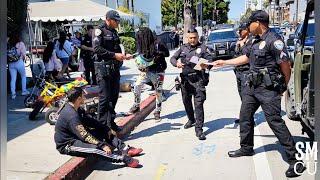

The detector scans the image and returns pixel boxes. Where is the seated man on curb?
[54,87,143,168]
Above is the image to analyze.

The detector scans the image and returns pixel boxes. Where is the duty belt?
[244,68,284,89]
[94,61,116,70]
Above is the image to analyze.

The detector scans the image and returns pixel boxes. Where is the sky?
[228,0,246,21]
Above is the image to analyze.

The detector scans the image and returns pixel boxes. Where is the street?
[87,54,315,180]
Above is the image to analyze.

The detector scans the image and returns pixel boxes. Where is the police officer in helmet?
[170,28,213,141]
[93,10,132,132]
[213,10,306,177]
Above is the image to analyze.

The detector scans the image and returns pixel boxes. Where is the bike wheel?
[45,107,59,125]
[29,100,45,120]
[24,94,38,108]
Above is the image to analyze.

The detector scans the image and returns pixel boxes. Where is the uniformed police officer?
[170,29,212,140]
[233,22,252,124]
[213,10,305,177]
[81,25,96,85]
[93,10,132,132]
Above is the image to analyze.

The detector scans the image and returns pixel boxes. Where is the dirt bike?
[45,85,100,125]
[28,77,88,122]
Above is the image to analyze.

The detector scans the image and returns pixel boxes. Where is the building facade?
[245,0,263,11]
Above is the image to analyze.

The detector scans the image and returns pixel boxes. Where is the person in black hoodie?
[54,87,143,168]
[129,27,169,121]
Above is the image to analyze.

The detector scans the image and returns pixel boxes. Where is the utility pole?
[295,0,299,25]
[131,0,134,28]
[175,0,177,29]
[116,0,119,8]
[198,0,203,27]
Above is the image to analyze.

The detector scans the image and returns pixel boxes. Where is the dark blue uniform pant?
[181,80,206,134]
[83,57,97,85]
[97,70,120,130]
[234,69,245,100]
[239,85,298,165]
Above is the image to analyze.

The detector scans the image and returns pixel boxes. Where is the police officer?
[170,29,212,140]
[81,25,96,85]
[93,10,132,132]
[213,10,305,177]
[233,22,251,124]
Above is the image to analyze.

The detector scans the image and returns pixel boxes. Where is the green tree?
[161,0,184,28]
[240,7,252,22]
[161,0,230,27]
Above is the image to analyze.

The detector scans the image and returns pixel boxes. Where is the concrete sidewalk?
[7,51,177,180]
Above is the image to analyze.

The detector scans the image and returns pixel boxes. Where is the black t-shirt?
[148,40,169,73]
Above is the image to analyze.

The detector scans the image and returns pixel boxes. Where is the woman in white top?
[43,41,62,80]
[55,31,73,78]
[7,34,29,99]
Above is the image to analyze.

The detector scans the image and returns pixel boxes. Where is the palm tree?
[183,0,194,43]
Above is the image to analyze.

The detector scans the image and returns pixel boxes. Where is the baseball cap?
[249,10,269,24]
[106,10,121,22]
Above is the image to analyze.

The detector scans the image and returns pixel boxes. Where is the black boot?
[196,132,206,140]
[184,121,195,129]
[154,111,161,122]
[228,148,254,157]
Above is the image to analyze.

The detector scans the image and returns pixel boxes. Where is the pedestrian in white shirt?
[55,31,73,78]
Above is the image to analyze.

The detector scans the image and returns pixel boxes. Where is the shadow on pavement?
[161,110,186,120]
[253,135,309,164]
[204,118,237,136]
[7,96,47,141]
[92,159,127,171]
[126,122,183,141]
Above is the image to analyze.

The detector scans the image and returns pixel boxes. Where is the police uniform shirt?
[245,29,290,71]
[93,24,122,61]
[235,36,253,71]
[170,43,212,74]
[81,34,93,58]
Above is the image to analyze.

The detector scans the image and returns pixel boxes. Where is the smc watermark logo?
[295,142,317,175]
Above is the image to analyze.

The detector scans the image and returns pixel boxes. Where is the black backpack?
[7,45,20,63]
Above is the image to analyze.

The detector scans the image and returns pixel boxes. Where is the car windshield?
[208,31,237,41]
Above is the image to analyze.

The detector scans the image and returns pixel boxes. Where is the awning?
[28,0,134,22]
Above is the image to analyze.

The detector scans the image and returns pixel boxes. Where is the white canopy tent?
[29,0,134,22]
[28,0,136,45]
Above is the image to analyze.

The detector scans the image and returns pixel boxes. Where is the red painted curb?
[45,95,156,180]
[117,95,156,127]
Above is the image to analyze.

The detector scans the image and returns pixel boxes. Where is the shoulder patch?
[94,29,102,36]
[259,41,266,49]
[274,40,284,51]
[196,48,202,54]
